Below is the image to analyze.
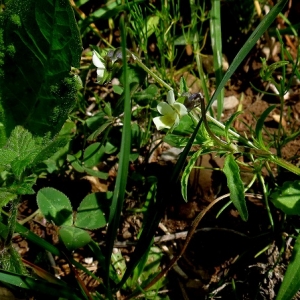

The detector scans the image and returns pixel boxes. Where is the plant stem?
[130,51,173,91]
[4,197,20,248]
[257,172,274,231]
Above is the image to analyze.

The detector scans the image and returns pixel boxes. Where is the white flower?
[153,90,188,130]
[92,51,106,82]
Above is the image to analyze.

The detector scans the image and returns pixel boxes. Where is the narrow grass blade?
[181,149,203,202]
[255,105,275,150]
[210,0,224,119]
[0,270,82,300]
[276,233,300,300]
[104,16,132,288]
[206,0,288,111]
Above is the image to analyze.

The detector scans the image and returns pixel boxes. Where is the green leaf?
[119,64,146,86]
[0,190,17,207]
[83,167,108,179]
[105,17,132,286]
[59,225,91,251]
[85,111,107,131]
[79,0,144,33]
[11,179,36,195]
[207,0,288,111]
[75,192,112,230]
[181,149,203,202]
[111,250,127,282]
[0,0,82,141]
[179,77,189,94]
[223,154,248,221]
[270,181,300,215]
[67,154,85,173]
[210,0,224,119]
[0,126,40,176]
[255,105,276,150]
[163,134,189,148]
[37,187,73,226]
[276,233,300,300]
[0,269,82,300]
[112,85,124,95]
[15,221,60,257]
[132,84,159,106]
[87,120,113,141]
[83,142,105,168]
[32,137,70,166]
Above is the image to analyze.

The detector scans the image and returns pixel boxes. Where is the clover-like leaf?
[37,187,73,226]
[59,225,91,251]
[75,192,112,230]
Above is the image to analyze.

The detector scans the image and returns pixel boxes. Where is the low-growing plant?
[1,0,300,299]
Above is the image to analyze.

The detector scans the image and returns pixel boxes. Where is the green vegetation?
[0,0,300,299]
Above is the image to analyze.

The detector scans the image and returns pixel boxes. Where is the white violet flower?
[153,90,188,130]
[92,50,106,82]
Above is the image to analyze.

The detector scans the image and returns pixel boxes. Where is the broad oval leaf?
[0,0,82,141]
[37,187,73,226]
[59,225,91,251]
[271,181,300,215]
[223,154,248,221]
[75,192,112,230]
[83,143,105,168]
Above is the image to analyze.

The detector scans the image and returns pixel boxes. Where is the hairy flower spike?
[153,90,188,130]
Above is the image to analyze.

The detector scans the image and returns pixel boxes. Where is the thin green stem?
[257,172,274,231]
[4,197,20,247]
[130,52,173,91]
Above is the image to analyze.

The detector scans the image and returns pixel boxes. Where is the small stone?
[83,257,93,264]
[212,95,239,111]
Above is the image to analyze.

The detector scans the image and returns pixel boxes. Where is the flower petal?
[92,51,105,69]
[167,90,175,105]
[153,114,176,130]
[172,114,180,128]
[173,102,188,117]
[157,102,174,115]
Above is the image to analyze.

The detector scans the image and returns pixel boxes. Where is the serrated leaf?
[0,190,17,207]
[223,154,248,221]
[3,126,40,176]
[270,181,300,215]
[59,225,91,251]
[33,137,70,165]
[276,233,300,300]
[37,187,73,226]
[0,0,82,141]
[0,149,18,169]
[75,192,112,230]
[181,149,203,202]
[11,182,35,195]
